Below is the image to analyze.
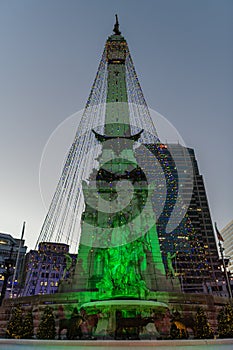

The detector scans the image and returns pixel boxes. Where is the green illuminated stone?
[65,30,177,302]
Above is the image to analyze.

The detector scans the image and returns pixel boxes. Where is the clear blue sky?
[0,0,232,249]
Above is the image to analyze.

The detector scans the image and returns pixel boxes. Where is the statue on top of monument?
[113,14,121,35]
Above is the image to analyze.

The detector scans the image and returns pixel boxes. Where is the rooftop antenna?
[113,14,121,35]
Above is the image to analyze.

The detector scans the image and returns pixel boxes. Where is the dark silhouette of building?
[0,232,27,299]
[22,242,76,296]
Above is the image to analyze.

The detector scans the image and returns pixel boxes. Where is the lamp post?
[10,221,25,298]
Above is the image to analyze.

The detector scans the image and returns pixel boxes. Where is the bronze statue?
[58,308,84,339]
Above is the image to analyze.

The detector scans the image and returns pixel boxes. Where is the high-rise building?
[22,242,77,296]
[0,232,27,299]
[221,220,233,275]
[137,144,224,295]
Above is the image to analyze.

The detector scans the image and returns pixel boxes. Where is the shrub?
[22,310,34,339]
[6,305,23,339]
[37,306,56,339]
[217,304,233,338]
[194,307,213,339]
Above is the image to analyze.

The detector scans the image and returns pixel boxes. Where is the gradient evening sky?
[0,0,232,250]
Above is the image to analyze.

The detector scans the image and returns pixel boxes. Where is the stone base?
[0,291,230,339]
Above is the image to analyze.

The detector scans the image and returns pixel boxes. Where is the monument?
[55,15,178,337]
[0,16,229,340]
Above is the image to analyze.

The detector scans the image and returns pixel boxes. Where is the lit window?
[0,240,7,245]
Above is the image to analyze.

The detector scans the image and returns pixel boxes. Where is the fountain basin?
[81,299,168,313]
[80,299,169,339]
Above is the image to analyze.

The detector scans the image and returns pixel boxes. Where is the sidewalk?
[1,339,233,350]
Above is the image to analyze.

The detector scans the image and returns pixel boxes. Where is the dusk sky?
[0,0,232,250]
